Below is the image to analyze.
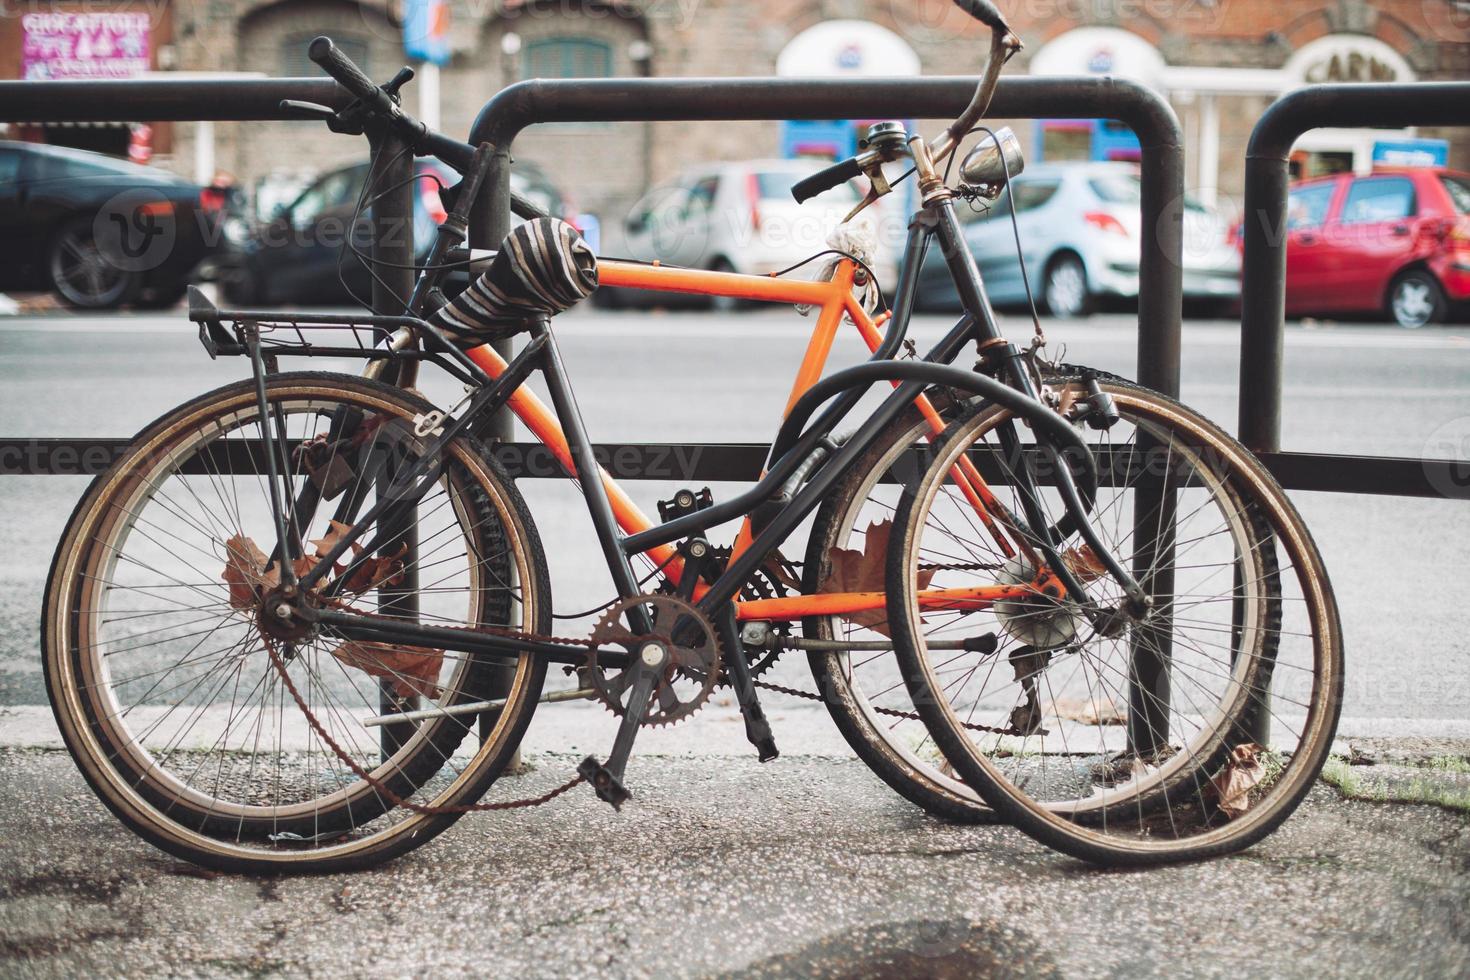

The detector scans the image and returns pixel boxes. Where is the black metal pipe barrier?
[1240,81,1470,472]
[465,74,1185,755]
[468,74,1185,398]
[0,77,351,121]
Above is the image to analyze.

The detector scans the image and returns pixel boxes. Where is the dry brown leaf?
[1210,742,1266,819]
[342,542,407,595]
[1049,696,1127,726]
[308,520,356,559]
[821,520,933,637]
[1061,544,1109,584]
[223,535,277,609]
[329,640,443,699]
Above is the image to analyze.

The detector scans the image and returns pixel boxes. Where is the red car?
[1281,167,1470,327]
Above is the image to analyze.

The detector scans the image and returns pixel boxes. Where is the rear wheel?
[43,373,550,872]
[49,216,140,309]
[1043,253,1089,319]
[888,376,1341,865]
[1387,269,1445,328]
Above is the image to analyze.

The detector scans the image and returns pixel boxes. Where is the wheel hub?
[993,557,1080,649]
[253,586,319,644]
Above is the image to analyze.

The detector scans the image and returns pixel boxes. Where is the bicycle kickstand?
[715,606,779,763]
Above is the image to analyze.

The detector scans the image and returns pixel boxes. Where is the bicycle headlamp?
[959,125,1024,197]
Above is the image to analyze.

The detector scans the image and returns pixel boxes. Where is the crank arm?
[583,665,657,810]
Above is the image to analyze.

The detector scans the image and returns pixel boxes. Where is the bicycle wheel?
[887,373,1342,864]
[804,393,995,822]
[43,372,550,873]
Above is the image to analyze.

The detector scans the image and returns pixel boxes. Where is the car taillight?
[1450,218,1470,246]
[746,171,762,232]
[1083,211,1128,236]
[136,200,174,217]
[419,174,448,224]
[199,188,226,214]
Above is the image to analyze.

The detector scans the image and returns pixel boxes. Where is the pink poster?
[22,11,152,81]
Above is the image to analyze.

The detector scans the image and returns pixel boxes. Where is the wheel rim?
[1046,259,1086,318]
[51,227,129,306]
[52,381,542,865]
[893,383,1340,857]
[814,413,987,809]
[1392,279,1433,327]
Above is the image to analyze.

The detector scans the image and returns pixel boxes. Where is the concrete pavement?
[0,745,1466,978]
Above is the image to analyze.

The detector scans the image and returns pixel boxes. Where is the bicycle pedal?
[577,755,631,811]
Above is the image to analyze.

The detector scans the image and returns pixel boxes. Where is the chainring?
[657,546,795,679]
[586,593,723,727]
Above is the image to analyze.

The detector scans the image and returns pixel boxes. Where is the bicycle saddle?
[432,216,597,341]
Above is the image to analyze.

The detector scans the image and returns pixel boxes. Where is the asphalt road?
[1,307,1467,740]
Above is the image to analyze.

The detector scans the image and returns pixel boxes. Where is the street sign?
[404,0,450,66]
[1371,138,1449,168]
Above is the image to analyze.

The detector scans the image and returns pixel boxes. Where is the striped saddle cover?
[432,217,597,340]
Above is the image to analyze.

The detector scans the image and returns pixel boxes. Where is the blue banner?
[404,0,450,66]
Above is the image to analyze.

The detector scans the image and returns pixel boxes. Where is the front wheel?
[43,372,550,873]
[887,375,1342,865]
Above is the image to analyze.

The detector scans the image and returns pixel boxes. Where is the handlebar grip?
[308,36,394,113]
[952,0,1009,31]
[791,157,863,204]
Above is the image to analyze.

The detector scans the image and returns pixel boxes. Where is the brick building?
[4,0,1467,234]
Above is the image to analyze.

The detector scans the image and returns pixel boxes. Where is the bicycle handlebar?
[791,157,864,204]
[953,0,1009,31]
[309,36,396,116]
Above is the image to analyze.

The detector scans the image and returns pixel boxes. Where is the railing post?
[1238,81,1470,747]
[366,121,419,762]
[470,144,519,746]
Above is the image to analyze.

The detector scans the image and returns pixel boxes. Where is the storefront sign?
[1372,139,1449,168]
[1302,51,1397,83]
[22,12,151,80]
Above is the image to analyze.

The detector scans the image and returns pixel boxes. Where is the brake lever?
[278,99,337,122]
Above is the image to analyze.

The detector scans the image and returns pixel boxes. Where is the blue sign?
[1372,138,1449,168]
[404,0,450,66]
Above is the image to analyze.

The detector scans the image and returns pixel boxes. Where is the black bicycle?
[42,0,1341,872]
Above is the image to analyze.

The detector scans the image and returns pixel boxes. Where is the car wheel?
[1043,253,1089,319]
[708,259,746,314]
[48,216,141,310]
[219,261,266,306]
[1387,269,1446,329]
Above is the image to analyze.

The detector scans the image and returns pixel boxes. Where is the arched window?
[522,37,612,79]
[281,32,370,78]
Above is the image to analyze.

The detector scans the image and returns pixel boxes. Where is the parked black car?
[0,141,218,309]
[218,158,568,306]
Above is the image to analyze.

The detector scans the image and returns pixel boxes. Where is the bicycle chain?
[752,678,1025,737]
[262,596,600,815]
[262,567,1024,817]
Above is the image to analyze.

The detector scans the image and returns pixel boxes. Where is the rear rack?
[187,285,437,362]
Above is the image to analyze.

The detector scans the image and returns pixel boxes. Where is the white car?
[608,159,897,310]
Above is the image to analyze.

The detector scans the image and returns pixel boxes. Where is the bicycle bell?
[959,126,1024,197]
[860,121,910,156]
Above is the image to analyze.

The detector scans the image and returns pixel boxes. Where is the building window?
[281,33,370,78]
[522,37,612,79]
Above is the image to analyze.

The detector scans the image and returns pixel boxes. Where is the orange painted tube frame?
[458,256,1026,624]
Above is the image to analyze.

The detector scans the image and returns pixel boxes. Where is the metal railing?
[1239,81,1470,501]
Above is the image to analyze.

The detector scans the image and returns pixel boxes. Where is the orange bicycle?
[42,0,1340,873]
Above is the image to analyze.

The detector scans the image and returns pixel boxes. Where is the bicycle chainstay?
[262,554,1026,817]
